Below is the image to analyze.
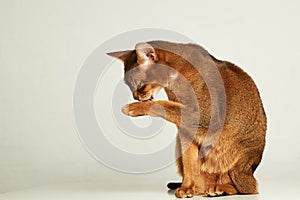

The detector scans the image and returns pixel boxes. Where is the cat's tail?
[167,182,181,190]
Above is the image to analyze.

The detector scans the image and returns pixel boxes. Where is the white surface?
[0,179,298,200]
[1,0,300,196]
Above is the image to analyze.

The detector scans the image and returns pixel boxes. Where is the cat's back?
[149,40,266,127]
[217,59,266,132]
[220,60,262,105]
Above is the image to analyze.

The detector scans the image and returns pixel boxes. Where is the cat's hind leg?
[229,167,258,194]
[228,155,261,194]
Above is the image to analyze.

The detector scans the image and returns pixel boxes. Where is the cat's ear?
[107,50,131,63]
[135,42,157,65]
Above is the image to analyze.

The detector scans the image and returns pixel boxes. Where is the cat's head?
[107,42,177,101]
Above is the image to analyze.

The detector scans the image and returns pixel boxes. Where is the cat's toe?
[175,187,194,198]
[121,104,130,115]
[122,104,139,116]
[204,184,237,197]
[122,102,149,117]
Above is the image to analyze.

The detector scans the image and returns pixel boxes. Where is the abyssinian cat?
[107,41,266,198]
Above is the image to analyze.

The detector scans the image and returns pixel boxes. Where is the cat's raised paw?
[122,102,149,117]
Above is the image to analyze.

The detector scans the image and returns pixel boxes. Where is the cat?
[107,41,267,198]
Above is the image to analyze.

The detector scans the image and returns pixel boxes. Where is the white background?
[1,0,300,198]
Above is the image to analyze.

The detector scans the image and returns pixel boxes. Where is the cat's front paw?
[204,184,237,197]
[175,186,195,198]
[122,102,150,117]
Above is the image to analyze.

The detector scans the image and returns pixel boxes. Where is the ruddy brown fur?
[108,41,266,198]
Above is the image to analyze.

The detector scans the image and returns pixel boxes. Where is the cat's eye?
[137,82,146,92]
[149,54,155,60]
[137,81,143,89]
